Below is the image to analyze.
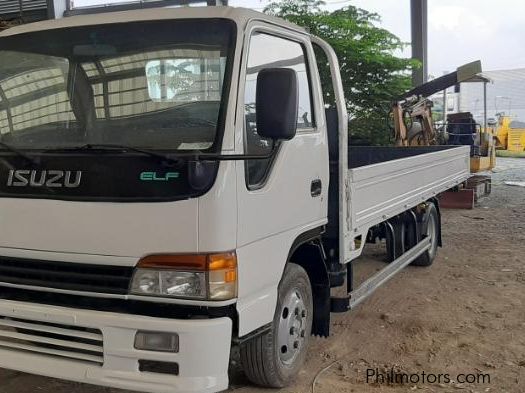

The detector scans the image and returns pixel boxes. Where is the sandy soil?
[0,158,524,393]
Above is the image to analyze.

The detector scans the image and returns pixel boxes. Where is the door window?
[244,32,314,187]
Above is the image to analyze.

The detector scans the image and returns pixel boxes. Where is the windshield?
[0,19,235,151]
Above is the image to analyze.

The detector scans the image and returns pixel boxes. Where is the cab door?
[235,24,329,335]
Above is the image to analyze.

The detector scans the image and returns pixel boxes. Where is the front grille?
[0,256,133,294]
[0,315,104,365]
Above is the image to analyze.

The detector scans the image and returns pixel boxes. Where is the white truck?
[0,5,470,393]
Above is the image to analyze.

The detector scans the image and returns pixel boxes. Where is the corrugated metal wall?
[0,0,48,16]
[460,68,525,123]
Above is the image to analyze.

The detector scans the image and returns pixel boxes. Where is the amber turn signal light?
[134,252,238,300]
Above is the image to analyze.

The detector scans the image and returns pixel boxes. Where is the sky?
[225,0,525,77]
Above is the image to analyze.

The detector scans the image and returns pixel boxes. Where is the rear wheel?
[411,203,439,266]
[240,263,313,388]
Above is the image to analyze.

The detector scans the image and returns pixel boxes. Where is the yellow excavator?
[392,61,496,172]
[492,114,525,155]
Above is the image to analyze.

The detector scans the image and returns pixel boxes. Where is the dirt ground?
[0,158,524,393]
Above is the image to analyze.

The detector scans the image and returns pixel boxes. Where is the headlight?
[130,252,237,301]
[131,270,206,299]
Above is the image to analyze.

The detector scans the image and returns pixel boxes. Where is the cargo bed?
[337,145,470,262]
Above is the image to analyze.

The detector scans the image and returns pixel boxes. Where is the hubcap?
[277,289,307,365]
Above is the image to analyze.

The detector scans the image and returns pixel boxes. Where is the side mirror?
[255,68,298,141]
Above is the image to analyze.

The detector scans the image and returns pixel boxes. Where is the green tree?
[265,0,416,145]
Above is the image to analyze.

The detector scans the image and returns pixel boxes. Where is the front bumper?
[0,299,232,393]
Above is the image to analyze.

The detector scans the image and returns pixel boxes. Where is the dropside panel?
[349,145,470,235]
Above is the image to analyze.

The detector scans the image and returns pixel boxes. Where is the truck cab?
[0,7,332,392]
[0,6,470,393]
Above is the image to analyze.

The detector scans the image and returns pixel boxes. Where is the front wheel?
[240,263,313,388]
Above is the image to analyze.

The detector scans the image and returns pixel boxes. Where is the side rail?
[331,201,440,312]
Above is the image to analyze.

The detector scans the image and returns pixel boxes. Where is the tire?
[411,203,439,266]
[240,263,313,388]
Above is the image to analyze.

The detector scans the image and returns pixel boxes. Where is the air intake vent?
[0,315,103,364]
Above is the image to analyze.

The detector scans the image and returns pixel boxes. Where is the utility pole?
[18,0,25,22]
[410,0,428,87]
[442,71,448,134]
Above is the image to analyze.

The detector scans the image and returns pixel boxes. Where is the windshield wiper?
[45,142,278,162]
[0,141,39,166]
[46,143,185,167]
[76,143,278,161]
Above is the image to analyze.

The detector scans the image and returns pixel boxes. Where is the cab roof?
[0,6,307,37]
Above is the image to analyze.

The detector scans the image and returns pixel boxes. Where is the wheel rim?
[277,288,308,365]
[427,214,438,258]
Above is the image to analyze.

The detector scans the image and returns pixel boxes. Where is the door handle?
[310,179,322,197]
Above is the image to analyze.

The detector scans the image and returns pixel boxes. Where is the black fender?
[287,227,331,337]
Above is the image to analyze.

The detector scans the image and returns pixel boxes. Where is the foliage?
[265,0,417,144]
